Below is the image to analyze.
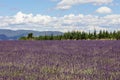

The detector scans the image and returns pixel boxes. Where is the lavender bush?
[0,40,120,80]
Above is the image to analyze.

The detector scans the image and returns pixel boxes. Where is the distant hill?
[0,29,63,40]
[0,34,8,40]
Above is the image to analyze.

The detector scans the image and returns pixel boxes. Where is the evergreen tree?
[98,30,102,39]
[116,31,120,40]
[19,30,120,40]
[27,33,33,39]
[93,30,97,39]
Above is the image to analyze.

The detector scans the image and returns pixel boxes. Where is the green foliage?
[27,33,33,39]
[41,66,60,74]
[19,30,120,40]
[80,68,95,75]
[19,36,27,40]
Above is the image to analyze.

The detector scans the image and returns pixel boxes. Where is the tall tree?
[27,33,33,39]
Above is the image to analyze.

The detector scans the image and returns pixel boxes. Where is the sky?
[0,0,120,32]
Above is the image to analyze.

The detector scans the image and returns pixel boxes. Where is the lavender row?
[0,40,120,80]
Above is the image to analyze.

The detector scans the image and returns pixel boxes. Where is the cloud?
[56,5,71,10]
[96,6,112,14]
[56,0,113,10]
[0,11,120,32]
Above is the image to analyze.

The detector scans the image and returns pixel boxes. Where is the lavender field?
[0,40,120,80]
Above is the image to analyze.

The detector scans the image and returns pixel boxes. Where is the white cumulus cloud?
[96,6,112,14]
[0,12,120,32]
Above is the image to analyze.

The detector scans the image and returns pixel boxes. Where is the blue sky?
[0,0,120,32]
[0,0,120,16]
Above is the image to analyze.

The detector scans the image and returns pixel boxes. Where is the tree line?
[19,30,120,40]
